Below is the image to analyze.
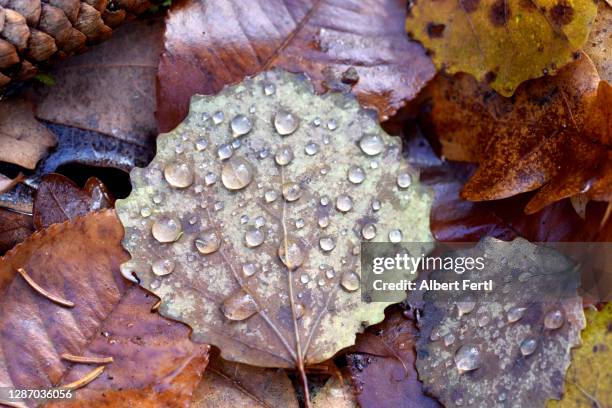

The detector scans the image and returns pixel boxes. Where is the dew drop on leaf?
[336,194,353,212]
[388,228,403,243]
[195,229,221,254]
[274,110,299,136]
[221,157,253,190]
[348,166,366,184]
[212,111,224,125]
[222,290,258,321]
[275,146,294,166]
[361,223,377,240]
[264,190,278,203]
[230,114,252,136]
[359,134,384,156]
[397,173,412,188]
[544,309,565,330]
[152,216,182,243]
[454,344,481,373]
[217,143,233,160]
[305,142,320,156]
[152,259,175,276]
[520,338,538,356]
[507,306,527,323]
[341,271,360,292]
[282,182,302,202]
[164,162,194,188]
[242,263,256,277]
[319,236,336,252]
[278,239,305,270]
[244,227,265,248]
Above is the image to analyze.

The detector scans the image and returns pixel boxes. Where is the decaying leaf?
[0,211,209,407]
[415,238,586,407]
[117,70,433,388]
[347,306,441,408]
[311,374,358,408]
[192,353,299,407]
[33,173,113,229]
[0,173,24,195]
[0,208,33,254]
[584,2,612,83]
[0,97,56,170]
[156,0,436,132]
[547,303,612,408]
[421,55,612,213]
[406,0,598,96]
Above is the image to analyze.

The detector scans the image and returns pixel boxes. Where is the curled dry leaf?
[547,303,612,408]
[421,55,612,213]
[33,173,113,229]
[192,353,299,407]
[156,0,436,132]
[0,97,56,170]
[0,211,209,408]
[415,238,586,407]
[347,306,441,408]
[117,71,433,383]
[406,0,597,96]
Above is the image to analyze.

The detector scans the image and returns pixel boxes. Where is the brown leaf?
[0,97,56,170]
[347,306,441,408]
[0,211,209,407]
[32,18,163,148]
[0,208,33,254]
[0,173,24,195]
[584,1,612,83]
[421,54,612,213]
[192,353,299,408]
[33,173,113,230]
[156,0,435,132]
[311,374,357,408]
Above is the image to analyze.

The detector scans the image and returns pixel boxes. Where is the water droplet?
[300,273,310,284]
[313,117,321,127]
[140,207,151,217]
[544,309,565,330]
[221,157,253,190]
[153,195,162,204]
[258,147,269,159]
[164,162,194,188]
[325,269,335,279]
[222,290,257,321]
[264,83,276,96]
[305,142,320,155]
[240,215,249,224]
[275,146,294,166]
[204,172,217,186]
[264,190,278,203]
[507,307,527,323]
[295,303,305,319]
[195,229,221,254]
[282,182,302,202]
[348,166,366,184]
[341,271,360,292]
[359,134,384,156]
[232,139,242,149]
[230,114,252,136]
[370,161,379,169]
[444,333,456,346]
[497,392,507,402]
[254,216,265,228]
[336,194,353,212]
[388,229,403,243]
[327,119,337,130]
[245,227,265,248]
[397,173,412,188]
[274,110,299,136]
[242,263,256,277]
[195,139,208,151]
[295,218,305,229]
[361,223,377,240]
[319,236,336,252]
[217,143,233,160]
[454,344,481,373]
[456,300,476,317]
[278,239,305,270]
[214,201,224,211]
[520,337,537,356]
[477,315,490,327]
[152,216,182,243]
[318,216,330,228]
[152,259,175,276]
[320,196,330,206]
[371,199,381,211]
[212,111,224,125]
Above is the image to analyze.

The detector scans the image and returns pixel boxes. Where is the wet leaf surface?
[156,0,436,132]
[421,55,612,213]
[547,303,612,408]
[406,0,598,96]
[347,306,441,408]
[118,71,433,376]
[415,238,586,407]
[0,211,209,407]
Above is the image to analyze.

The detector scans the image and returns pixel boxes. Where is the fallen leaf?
[0,97,56,170]
[0,211,209,407]
[421,55,612,213]
[311,374,357,408]
[156,0,436,132]
[32,18,163,149]
[584,2,612,83]
[547,303,612,408]
[0,173,24,195]
[415,238,586,407]
[347,306,441,408]
[0,208,33,254]
[192,353,299,407]
[33,173,113,230]
[117,70,433,403]
[406,0,598,96]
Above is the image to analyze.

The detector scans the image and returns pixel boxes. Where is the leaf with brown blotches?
[0,211,209,408]
[156,0,435,132]
[347,306,441,408]
[118,70,433,403]
[0,208,33,255]
[0,97,56,170]
[421,55,612,214]
[33,173,114,229]
[406,0,598,96]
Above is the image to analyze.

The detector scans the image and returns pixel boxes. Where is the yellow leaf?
[406,0,598,96]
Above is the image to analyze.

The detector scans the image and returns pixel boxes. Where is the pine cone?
[0,0,152,87]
